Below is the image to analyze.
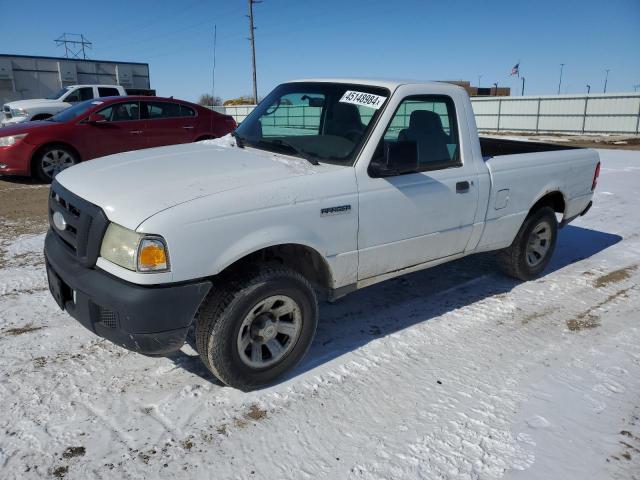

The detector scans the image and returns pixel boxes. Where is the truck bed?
[480,136,580,157]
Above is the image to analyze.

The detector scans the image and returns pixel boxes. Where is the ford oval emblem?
[52,211,67,231]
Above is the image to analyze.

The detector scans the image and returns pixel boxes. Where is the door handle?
[456,181,471,193]
[130,130,143,135]
[183,125,194,130]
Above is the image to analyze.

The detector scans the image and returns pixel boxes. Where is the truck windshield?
[48,99,103,122]
[46,87,70,100]
[234,82,390,166]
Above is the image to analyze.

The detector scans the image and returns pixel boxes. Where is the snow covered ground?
[1,149,639,480]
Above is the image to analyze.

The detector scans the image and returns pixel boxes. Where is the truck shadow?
[171,224,622,387]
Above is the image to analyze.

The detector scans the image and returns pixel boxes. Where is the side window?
[96,101,140,122]
[144,101,182,119]
[64,89,81,103]
[180,104,196,117]
[98,87,120,97]
[377,95,460,170]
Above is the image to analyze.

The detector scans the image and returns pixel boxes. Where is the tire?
[497,206,558,281]
[33,145,78,183]
[195,266,318,390]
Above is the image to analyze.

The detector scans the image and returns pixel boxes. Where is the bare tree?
[198,93,223,107]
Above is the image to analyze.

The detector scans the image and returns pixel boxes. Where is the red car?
[0,96,237,182]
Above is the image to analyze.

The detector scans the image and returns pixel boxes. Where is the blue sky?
[1,0,639,102]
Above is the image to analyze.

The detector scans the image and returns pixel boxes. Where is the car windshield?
[48,99,104,122]
[46,87,70,100]
[234,82,390,165]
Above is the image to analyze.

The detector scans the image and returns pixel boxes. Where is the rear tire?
[33,145,78,183]
[497,206,558,281]
[195,266,318,391]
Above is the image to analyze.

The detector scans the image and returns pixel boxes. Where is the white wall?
[219,93,640,135]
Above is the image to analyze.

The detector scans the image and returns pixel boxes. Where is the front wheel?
[195,266,318,390]
[497,206,558,281]
[33,145,78,183]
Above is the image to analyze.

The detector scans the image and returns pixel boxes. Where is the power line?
[55,33,92,59]
[247,0,261,104]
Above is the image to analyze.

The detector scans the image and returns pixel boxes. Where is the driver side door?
[83,101,148,159]
[356,95,479,280]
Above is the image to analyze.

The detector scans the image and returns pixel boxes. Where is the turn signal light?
[138,239,169,272]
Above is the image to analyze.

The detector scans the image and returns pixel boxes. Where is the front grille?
[97,306,119,329]
[2,105,11,120]
[48,181,109,267]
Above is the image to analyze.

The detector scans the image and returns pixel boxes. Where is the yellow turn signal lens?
[137,238,169,272]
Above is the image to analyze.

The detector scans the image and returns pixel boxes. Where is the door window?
[98,87,121,97]
[96,101,141,122]
[375,95,460,170]
[143,101,182,119]
[65,87,94,103]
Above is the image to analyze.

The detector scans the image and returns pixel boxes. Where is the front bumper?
[44,230,212,355]
[0,140,35,176]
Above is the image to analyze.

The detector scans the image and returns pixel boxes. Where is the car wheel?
[195,266,318,390]
[497,206,558,281]
[34,145,78,183]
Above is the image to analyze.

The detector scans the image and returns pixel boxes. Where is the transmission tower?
[55,33,92,59]
[247,0,261,104]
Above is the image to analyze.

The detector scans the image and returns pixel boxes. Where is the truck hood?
[4,98,68,109]
[55,142,323,229]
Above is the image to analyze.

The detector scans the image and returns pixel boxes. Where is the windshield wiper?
[231,131,245,148]
[260,139,319,166]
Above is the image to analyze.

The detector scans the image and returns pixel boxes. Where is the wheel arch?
[31,113,53,121]
[30,142,82,175]
[528,190,566,220]
[214,242,334,291]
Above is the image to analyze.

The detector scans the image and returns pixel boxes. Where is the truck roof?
[286,77,465,93]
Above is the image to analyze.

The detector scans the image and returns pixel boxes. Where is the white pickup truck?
[44,78,600,390]
[1,84,127,125]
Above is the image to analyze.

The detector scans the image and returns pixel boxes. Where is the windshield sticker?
[339,90,386,110]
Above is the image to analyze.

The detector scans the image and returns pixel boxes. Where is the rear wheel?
[33,145,78,183]
[195,266,318,390]
[497,206,558,280]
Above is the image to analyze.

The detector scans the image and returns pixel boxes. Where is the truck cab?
[43,78,599,390]
[2,84,127,125]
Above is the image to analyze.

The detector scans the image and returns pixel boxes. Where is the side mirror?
[370,141,419,177]
[87,113,107,124]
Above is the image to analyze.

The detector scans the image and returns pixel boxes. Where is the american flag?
[510,63,520,77]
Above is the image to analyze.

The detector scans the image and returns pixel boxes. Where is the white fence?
[219,92,640,135]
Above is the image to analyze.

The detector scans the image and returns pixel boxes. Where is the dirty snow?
[0,149,639,479]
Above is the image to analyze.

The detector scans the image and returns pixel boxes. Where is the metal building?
[0,54,150,105]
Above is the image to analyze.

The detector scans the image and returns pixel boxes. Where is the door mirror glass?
[370,140,418,177]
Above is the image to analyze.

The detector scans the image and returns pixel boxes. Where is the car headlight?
[100,223,170,272]
[0,134,27,147]
[11,107,28,117]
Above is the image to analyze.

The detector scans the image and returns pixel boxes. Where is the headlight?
[100,223,170,272]
[11,107,28,117]
[0,134,27,147]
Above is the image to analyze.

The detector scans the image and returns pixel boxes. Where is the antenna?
[55,33,92,59]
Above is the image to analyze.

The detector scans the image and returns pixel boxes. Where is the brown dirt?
[0,177,49,226]
[246,404,267,421]
[62,447,85,459]
[3,323,45,336]
[594,265,638,288]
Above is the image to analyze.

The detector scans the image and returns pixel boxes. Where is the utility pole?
[55,33,92,59]
[603,69,610,93]
[478,75,482,88]
[247,0,261,104]
[557,63,565,95]
[493,82,498,96]
[521,77,526,96]
[586,84,591,94]
[212,24,217,107]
